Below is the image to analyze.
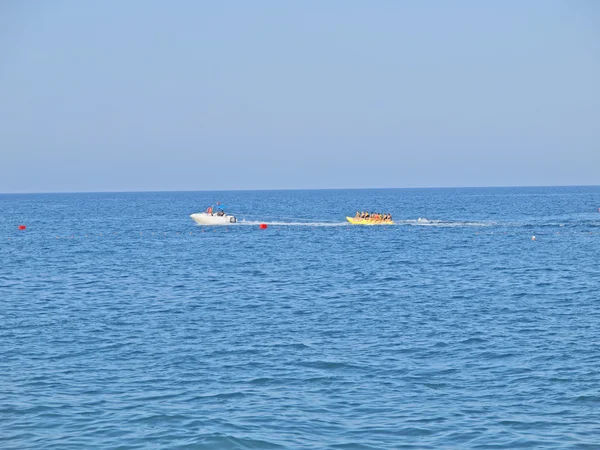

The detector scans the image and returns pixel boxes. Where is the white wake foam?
[237,220,348,227]
[396,218,493,227]
[236,218,492,228]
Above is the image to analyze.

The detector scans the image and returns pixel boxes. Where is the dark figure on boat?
[355,211,392,221]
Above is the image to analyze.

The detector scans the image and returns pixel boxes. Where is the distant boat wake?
[235,218,493,227]
[396,218,493,227]
[237,220,348,227]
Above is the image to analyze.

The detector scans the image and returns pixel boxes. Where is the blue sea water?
[1,186,600,449]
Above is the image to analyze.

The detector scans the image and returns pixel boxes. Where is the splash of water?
[235,218,493,228]
[237,220,348,227]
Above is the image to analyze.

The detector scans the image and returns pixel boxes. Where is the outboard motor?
[229,216,237,223]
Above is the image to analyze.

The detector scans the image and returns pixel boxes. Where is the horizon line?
[1,184,599,195]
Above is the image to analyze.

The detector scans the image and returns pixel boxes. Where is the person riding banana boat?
[346,211,394,225]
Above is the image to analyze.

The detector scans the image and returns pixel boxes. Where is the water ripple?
[1,188,600,448]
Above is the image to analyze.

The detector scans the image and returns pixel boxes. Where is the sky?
[0,0,599,193]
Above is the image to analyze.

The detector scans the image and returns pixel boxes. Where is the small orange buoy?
[259,223,268,229]
[18,225,26,230]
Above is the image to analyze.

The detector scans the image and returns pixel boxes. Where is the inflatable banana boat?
[346,217,394,225]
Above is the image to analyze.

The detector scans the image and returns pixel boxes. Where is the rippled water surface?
[2,187,600,449]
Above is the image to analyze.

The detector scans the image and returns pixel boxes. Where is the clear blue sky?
[1,1,598,193]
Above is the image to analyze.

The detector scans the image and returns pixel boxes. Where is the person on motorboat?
[206,206,213,215]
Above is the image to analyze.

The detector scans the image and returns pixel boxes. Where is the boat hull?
[191,213,237,225]
[346,216,394,225]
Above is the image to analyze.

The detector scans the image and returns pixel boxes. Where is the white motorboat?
[190,212,237,225]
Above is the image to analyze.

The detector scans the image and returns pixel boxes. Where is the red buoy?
[259,223,268,229]
[18,225,26,230]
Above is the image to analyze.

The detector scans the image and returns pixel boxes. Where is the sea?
[1,186,600,449]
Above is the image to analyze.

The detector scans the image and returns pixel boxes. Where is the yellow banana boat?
[346,217,394,225]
